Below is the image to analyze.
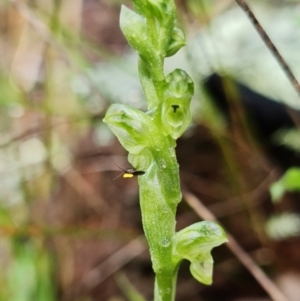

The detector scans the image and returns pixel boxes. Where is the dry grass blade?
[65,236,147,299]
[235,0,300,99]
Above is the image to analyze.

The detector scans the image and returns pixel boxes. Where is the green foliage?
[115,273,147,301]
[104,0,227,300]
[8,240,56,301]
[270,168,300,202]
[272,128,300,153]
[0,205,56,301]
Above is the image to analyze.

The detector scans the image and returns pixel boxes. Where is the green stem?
[154,269,178,301]
[138,57,164,110]
[138,144,181,301]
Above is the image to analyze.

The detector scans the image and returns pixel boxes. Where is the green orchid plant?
[104,1,227,300]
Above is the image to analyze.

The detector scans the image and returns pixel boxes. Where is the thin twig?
[208,169,276,217]
[183,190,290,301]
[64,236,147,300]
[59,166,107,215]
[235,0,300,99]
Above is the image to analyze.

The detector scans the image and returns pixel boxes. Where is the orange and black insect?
[113,164,145,180]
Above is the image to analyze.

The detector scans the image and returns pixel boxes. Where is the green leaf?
[270,168,300,202]
[281,168,300,190]
[173,221,227,285]
[120,6,152,60]
[132,0,174,23]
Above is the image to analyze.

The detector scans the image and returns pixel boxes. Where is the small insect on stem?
[113,163,146,180]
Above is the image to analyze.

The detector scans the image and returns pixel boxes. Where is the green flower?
[173,221,227,285]
[161,69,194,139]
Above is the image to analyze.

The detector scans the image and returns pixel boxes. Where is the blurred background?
[1,0,300,300]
